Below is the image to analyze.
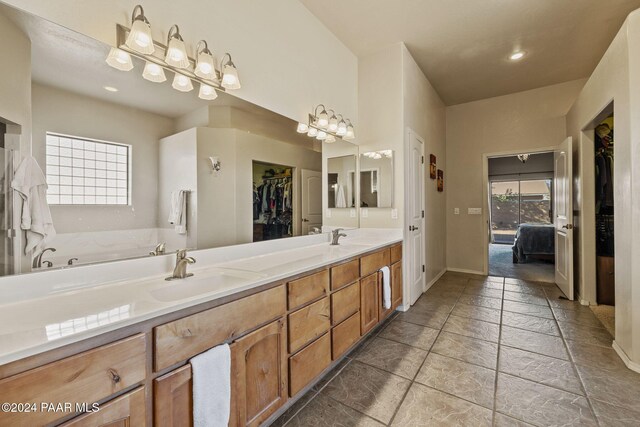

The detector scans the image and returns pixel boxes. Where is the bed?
[512,223,555,263]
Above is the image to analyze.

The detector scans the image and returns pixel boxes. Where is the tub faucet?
[33,247,56,268]
[330,228,347,245]
[166,249,196,281]
[150,242,166,256]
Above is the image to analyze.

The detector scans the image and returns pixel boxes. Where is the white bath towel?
[335,184,347,208]
[168,190,187,234]
[11,156,56,254]
[190,344,231,427]
[380,266,391,309]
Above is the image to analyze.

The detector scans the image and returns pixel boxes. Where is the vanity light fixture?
[298,104,355,142]
[296,123,309,133]
[316,105,329,129]
[336,115,347,136]
[344,120,356,140]
[106,47,134,71]
[142,61,166,82]
[125,5,154,54]
[307,127,318,137]
[327,110,339,132]
[325,134,336,143]
[316,130,327,141]
[165,25,190,69]
[172,73,194,92]
[198,83,218,100]
[220,53,241,90]
[195,40,217,81]
[517,153,530,163]
[363,150,392,159]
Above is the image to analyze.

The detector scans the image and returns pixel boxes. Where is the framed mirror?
[360,150,394,208]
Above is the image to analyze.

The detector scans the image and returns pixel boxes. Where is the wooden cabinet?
[332,312,361,360]
[0,334,146,427]
[378,271,393,321]
[360,249,390,277]
[331,281,360,325]
[288,333,331,396]
[391,261,403,309]
[154,365,193,427]
[360,273,379,335]
[62,387,146,427]
[231,319,288,427]
[287,270,329,310]
[390,244,402,264]
[288,297,330,353]
[330,259,360,290]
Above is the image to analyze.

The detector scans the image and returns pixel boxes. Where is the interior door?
[554,137,574,299]
[301,169,322,234]
[407,130,425,305]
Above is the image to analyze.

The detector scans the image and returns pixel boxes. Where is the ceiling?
[299,0,640,105]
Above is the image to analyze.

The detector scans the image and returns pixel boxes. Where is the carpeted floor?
[590,304,615,336]
[489,243,555,283]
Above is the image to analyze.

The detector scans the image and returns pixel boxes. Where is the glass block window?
[45,133,130,205]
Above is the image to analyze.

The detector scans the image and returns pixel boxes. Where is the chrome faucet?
[166,249,196,281]
[330,228,347,245]
[33,247,56,268]
[150,242,167,256]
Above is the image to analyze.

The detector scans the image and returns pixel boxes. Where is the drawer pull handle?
[109,369,121,384]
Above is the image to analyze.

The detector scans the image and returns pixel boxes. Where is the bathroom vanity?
[0,233,402,426]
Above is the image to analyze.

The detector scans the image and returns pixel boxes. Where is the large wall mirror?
[0,2,357,276]
[360,150,394,208]
[326,155,356,209]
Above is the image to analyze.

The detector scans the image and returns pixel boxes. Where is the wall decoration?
[437,169,444,192]
[429,154,437,179]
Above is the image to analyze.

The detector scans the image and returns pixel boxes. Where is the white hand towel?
[11,156,56,254]
[168,190,187,235]
[190,344,231,427]
[335,184,347,208]
[380,266,391,309]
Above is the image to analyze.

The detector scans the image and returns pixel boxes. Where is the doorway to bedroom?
[488,153,555,283]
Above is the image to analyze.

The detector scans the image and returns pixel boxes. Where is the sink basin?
[150,267,267,302]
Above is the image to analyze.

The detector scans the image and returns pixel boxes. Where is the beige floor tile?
[378,319,440,350]
[432,331,498,369]
[498,346,583,395]
[548,297,583,311]
[553,307,606,328]
[415,353,496,409]
[312,357,352,392]
[287,393,384,427]
[503,300,554,319]
[501,326,568,360]
[323,361,411,424]
[270,389,318,427]
[576,364,640,413]
[467,278,504,289]
[391,382,492,426]
[397,307,450,329]
[558,321,613,348]
[354,337,428,379]
[503,291,548,307]
[591,399,640,427]
[501,311,560,336]
[565,340,626,370]
[495,374,597,426]
[503,283,547,296]
[493,412,535,426]
[457,293,503,309]
[462,287,504,299]
[451,303,502,324]
[442,314,500,343]
[544,286,568,300]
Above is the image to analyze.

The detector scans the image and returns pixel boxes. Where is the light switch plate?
[468,208,482,215]
[350,209,356,218]
[361,208,369,218]
[325,209,332,218]
[391,208,398,219]
[454,208,460,215]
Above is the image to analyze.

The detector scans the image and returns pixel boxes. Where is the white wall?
[445,79,586,274]
[32,83,176,233]
[4,0,358,126]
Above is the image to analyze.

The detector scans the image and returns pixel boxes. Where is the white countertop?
[0,229,402,366]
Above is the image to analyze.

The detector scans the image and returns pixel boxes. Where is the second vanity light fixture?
[296,104,355,143]
[105,5,241,101]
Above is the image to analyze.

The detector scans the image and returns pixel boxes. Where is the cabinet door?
[154,365,193,427]
[62,387,145,427]
[231,319,288,427]
[378,269,393,321]
[391,261,403,309]
[360,273,379,335]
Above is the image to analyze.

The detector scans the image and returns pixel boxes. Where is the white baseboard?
[446,267,485,276]
[613,341,640,373]
[424,269,447,292]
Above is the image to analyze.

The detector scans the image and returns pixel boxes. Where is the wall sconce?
[106,5,241,101]
[297,104,355,142]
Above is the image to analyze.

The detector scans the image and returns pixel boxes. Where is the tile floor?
[271,272,640,426]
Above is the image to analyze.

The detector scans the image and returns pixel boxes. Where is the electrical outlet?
[391,208,398,219]
[468,208,482,215]
[361,208,369,218]
[350,209,356,218]
[325,209,332,218]
[454,208,460,215]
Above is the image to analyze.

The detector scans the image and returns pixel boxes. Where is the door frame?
[481,145,559,276]
[403,127,426,309]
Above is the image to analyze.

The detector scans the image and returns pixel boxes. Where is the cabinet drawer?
[154,285,285,371]
[0,334,146,427]
[331,281,360,325]
[390,244,402,264]
[332,312,361,360]
[154,365,193,427]
[288,297,330,353]
[330,259,360,291]
[287,269,329,310]
[289,333,331,396]
[360,249,391,277]
[61,386,146,427]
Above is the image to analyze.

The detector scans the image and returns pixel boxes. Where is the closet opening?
[252,161,294,242]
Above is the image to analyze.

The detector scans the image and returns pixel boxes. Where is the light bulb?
[344,124,355,140]
[195,51,216,80]
[317,111,329,129]
[221,64,241,90]
[106,47,133,71]
[297,123,309,133]
[307,127,318,137]
[198,83,218,100]
[325,134,336,143]
[328,114,338,132]
[316,131,327,140]
[165,36,190,69]
[126,19,154,54]
[336,120,347,136]
[142,62,166,83]
[172,74,193,92]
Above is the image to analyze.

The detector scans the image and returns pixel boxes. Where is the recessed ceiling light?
[103,86,119,92]
[509,51,525,61]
